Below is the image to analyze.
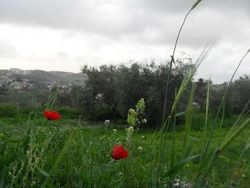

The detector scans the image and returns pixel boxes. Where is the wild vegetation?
[0,0,250,187]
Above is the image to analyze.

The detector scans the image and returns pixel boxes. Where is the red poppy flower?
[112,145,128,160]
[44,110,61,121]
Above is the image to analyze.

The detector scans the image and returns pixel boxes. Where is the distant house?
[10,79,33,90]
[10,81,22,90]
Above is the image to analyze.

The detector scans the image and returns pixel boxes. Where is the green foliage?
[135,98,145,112]
[127,98,146,128]
[127,108,137,127]
[81,62,190,127]
[0,104,17,118]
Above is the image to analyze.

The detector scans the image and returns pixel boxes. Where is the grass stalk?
[156,1,203,183]
[183,83,196,157]
[196,49,250,176]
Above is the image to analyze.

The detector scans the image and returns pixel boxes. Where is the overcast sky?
[0,0,249,83]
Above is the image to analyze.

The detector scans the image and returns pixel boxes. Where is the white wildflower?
[138,146,143,151]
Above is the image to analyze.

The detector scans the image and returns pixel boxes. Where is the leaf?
[175,111,186,117]
[127,114,136,126]
[135,98,145,112]
[38,167,50,177]
[218,155,229,162]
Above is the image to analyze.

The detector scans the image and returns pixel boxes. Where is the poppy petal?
[43,110,61,121]
[112,145,128,160]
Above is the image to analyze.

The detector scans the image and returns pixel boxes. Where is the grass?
[0,117,249,187]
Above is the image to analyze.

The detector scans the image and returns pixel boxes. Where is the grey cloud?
[0,0,147,38]
[130,0,250,14]
[0,0,249,49]
[203,0,250,12]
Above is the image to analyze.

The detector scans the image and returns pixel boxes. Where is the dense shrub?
[80,62,194,127]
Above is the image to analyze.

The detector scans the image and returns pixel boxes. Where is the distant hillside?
[20,70,85,84]
[0,68,86,84]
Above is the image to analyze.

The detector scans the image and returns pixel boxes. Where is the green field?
[0,117,249,187]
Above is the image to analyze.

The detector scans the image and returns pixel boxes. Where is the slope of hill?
[0,68,86,90]
[0,68,86,83]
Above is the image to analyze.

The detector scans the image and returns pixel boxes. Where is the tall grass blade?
[169,88,178,186]
[219,101,225,129]
[156,1,204,184]
[183,83,196,156]
[194,49,250,186]
[199,80,211,162]
[191,0,203,11]
[208,116,249,174]
[204,80,210,133]
[215,48,250,124]
[161,0,203,126]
